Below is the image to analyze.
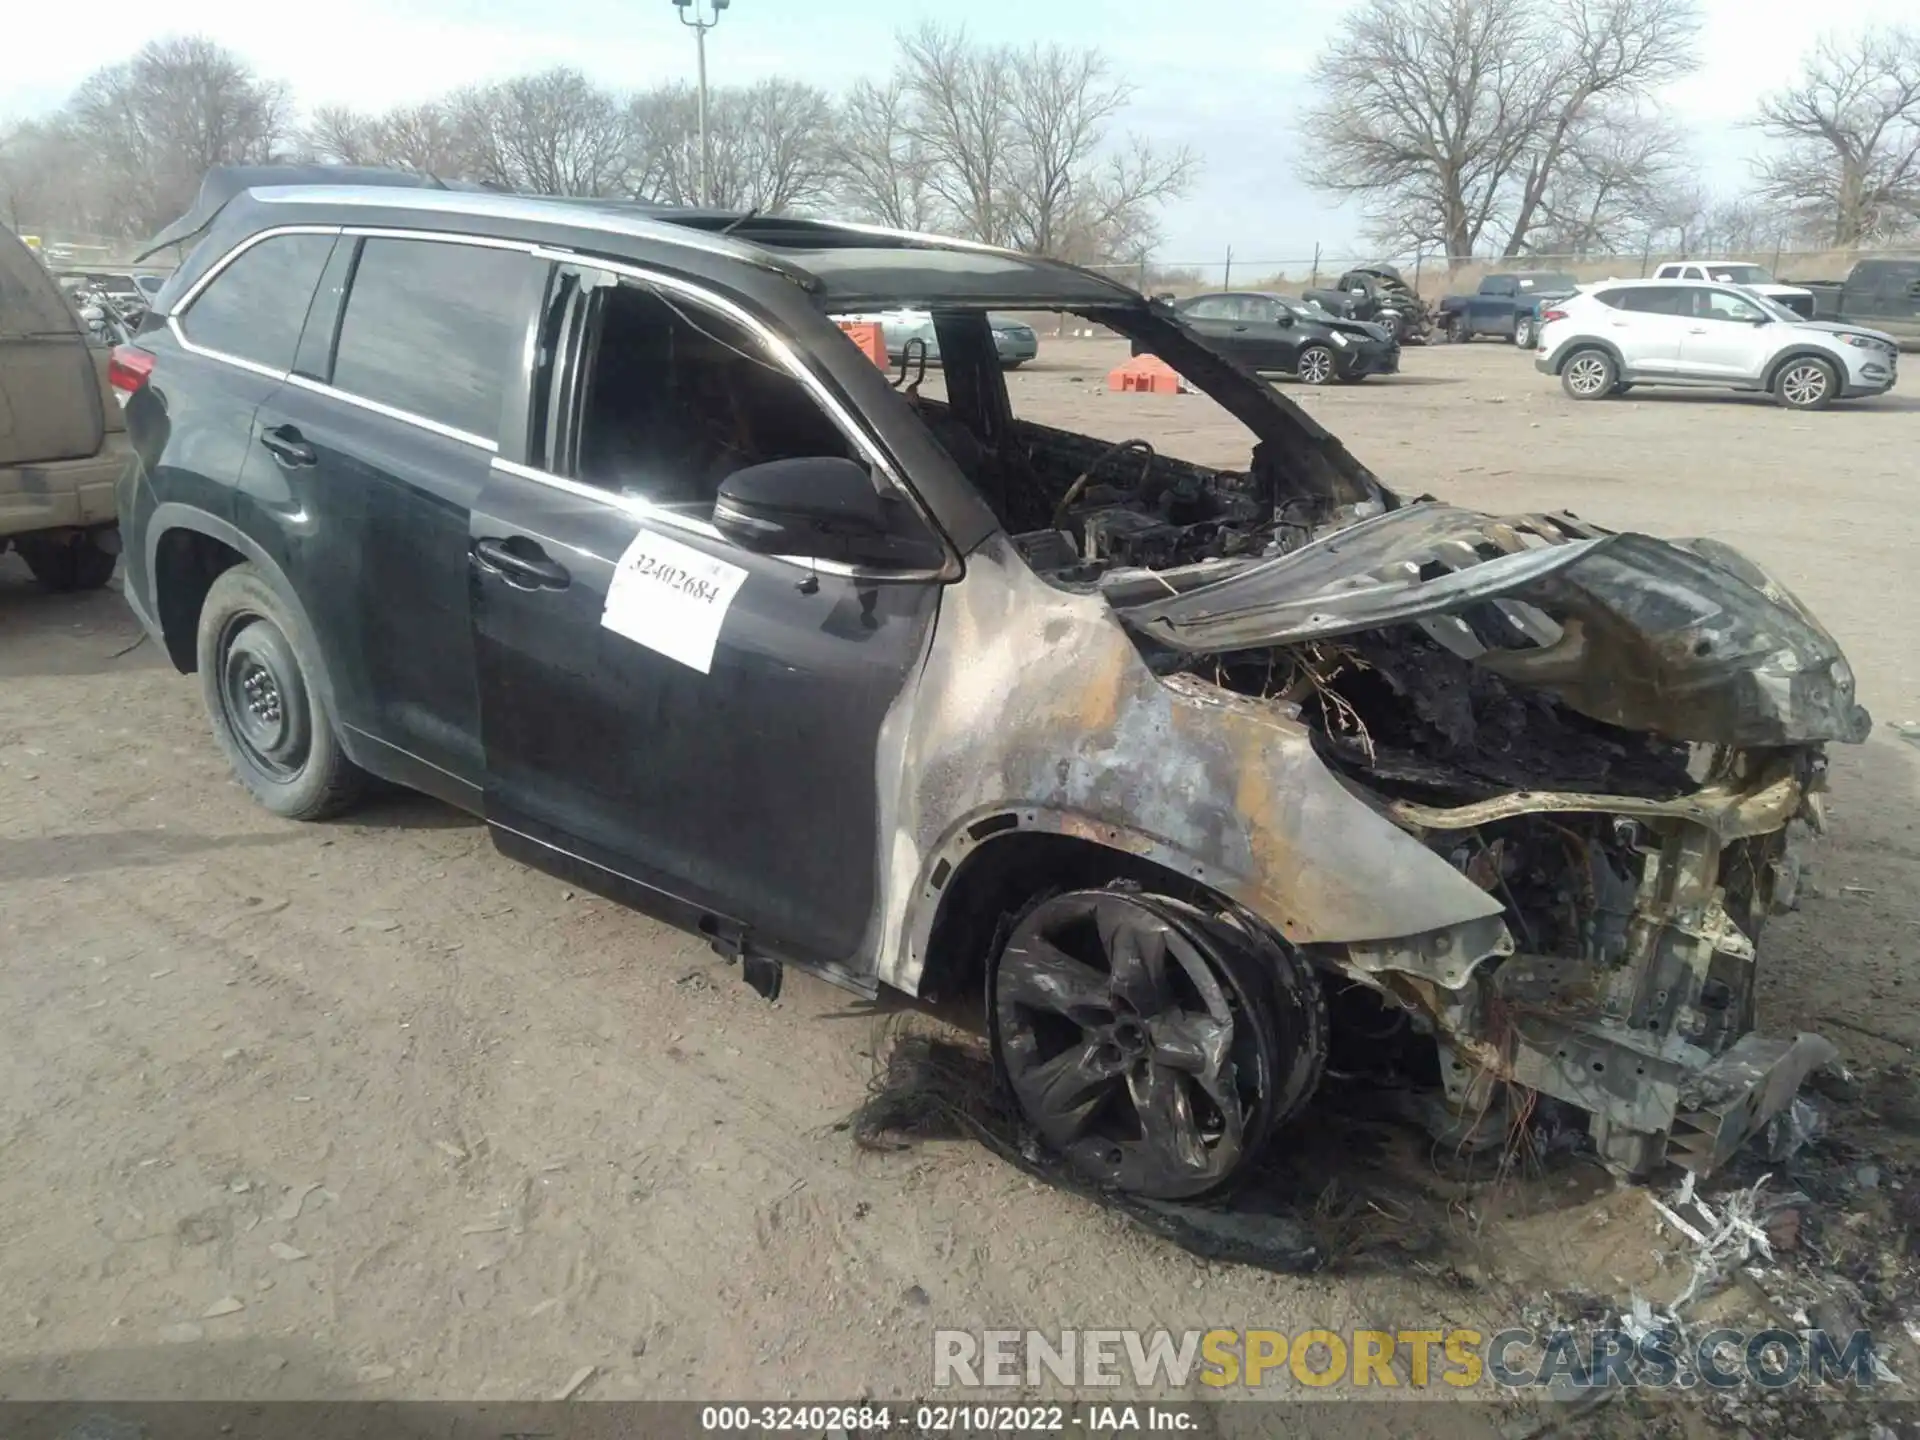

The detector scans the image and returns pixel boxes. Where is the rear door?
[469,264,947,975]
[0,223,103,468]
[1469,276,1517,334]
[237,233,549,801]
[1609,288,1691,372]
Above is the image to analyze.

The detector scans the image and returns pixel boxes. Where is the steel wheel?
[1514,318,1535,349]
[1776,358,1835,410]
[991,890,1290,1199]
[1561,349,1616,399]
[215,614,313,783]
[1297,346,1337,385]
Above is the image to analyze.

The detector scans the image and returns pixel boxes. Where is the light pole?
[673,0,729,208]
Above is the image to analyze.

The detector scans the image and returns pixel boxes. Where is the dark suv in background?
[112,167,1864,1199]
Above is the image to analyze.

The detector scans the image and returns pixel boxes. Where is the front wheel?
[1774,356,1838,410]
[17,529,118,592]
[989,887,1326,1200]
[196,564,368,821]
[1513,317,1536,349]
[1561,348,1618,400]
[1296,345,1338,385]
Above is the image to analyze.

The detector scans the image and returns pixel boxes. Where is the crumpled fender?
[870,537,1504,994]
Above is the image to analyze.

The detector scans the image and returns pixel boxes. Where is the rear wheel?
[990,887,1326,1200]
[18,529,118,592]
[1561,348,1618,400]
[1513,316,1536,349]
[196,564,368,821]
[1296,345,1338,385]
[1774,356,1837,410]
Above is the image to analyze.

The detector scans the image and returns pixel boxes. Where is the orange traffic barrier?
[837,321,888,369]
[1107,354,1185,394]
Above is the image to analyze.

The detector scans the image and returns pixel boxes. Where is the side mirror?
[1274,309,1295,328]
[714,456,936,569]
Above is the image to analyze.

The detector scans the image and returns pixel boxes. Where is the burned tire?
[1774,355,1837,411]
[1560,348,1617,400]
[18,529,118,592]
[1296,345,1338,385]
[196,564,368,821]
[989,887,1326,1200]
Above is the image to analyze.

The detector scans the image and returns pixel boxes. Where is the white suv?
[1535,279,1899,410]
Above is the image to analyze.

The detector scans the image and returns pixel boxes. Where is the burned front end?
[1105,502,1869,1175]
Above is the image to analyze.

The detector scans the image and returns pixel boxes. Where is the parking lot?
[3,337,1918,1421]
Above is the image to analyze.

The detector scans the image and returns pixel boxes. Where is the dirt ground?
[2,339,1917,1427]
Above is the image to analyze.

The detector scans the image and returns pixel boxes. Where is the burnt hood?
[1117,503,1872,748]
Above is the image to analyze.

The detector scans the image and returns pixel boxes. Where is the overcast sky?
[5,0,1914,262]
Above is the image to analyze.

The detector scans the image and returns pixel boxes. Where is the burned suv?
[115,168,1867,1200]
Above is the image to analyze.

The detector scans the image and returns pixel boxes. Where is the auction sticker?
[601,527,749,674]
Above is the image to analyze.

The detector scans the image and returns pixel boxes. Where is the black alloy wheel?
[990,888,1323,1200]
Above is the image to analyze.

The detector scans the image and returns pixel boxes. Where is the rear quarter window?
[329,237,547,442]
[178,233,338,371]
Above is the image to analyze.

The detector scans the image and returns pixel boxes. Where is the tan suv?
[1,222,130,589]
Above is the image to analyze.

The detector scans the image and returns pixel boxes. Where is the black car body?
[114,169,1865,1198]
[1164,292,1398,383]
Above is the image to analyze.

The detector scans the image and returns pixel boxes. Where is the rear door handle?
[258,424,316,467]
[1688,327,1708,334]
[472,537,571,590]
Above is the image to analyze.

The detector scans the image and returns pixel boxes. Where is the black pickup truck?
[1435,272,1579,348]
[1793,259,1920,350]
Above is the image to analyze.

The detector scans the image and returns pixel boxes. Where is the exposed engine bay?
[905,337,1867,1178]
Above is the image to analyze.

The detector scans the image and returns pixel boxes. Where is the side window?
[1620,288,1685,315]
[330,238,544,442]
[1184,296,1231,320]
[1242,297,1283,324]
[1483,277,1516,297]
[179,233,336,371]
[1681,266,1705,281]
[1594,288,1630,309]
[1654,265,1680,280]
[1694,288,1763,322]
[566,281,858,517]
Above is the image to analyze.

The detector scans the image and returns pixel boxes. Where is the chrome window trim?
[285,373,498,452]
[530,245,957,578]
[488,457,946,583]
[172,224,545,451]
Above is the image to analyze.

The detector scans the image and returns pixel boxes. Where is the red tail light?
[109,345,155,403]
[1541,308,1569,324]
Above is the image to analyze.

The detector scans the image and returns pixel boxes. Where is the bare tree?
[456,69,631,196]
[1528,108,1689,253]
[836,79,940,231]
[62,37,290,236]
[873,26,1194,262]
[303,104,378,166]
[1754,27,1920,245]
[1300,0,1699,265]
[627,80,838,211]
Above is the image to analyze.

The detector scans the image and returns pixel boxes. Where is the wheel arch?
[906,813,1267,1005]
[1763,347,1841,391]
[145,506,346,730]
[1545,336,1624,375]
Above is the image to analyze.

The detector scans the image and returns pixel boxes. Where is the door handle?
[472,537,571,590]
[258,424,316,467]
[1231,324,1250,332]
[1688,327,1708,334]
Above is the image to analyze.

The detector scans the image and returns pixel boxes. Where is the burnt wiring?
[1049,438,1157,531]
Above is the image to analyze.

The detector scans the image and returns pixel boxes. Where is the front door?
[470,267,945,973]
[1610,288,1692,373]
[1677,286,1774,379]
